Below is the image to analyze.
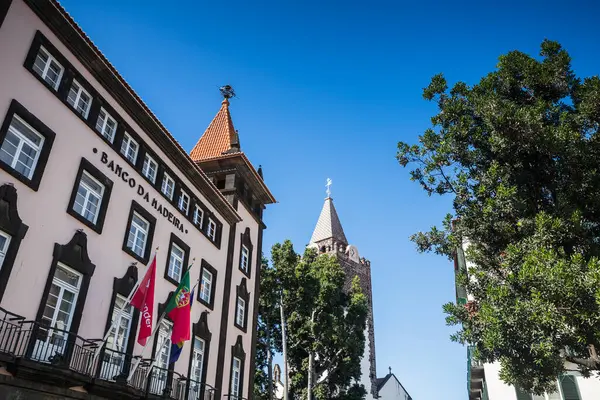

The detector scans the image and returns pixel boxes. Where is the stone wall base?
[0,373,106,400]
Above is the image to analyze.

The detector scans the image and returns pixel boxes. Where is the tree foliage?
[397,40,600,393]
[254,240,368,400]
[254,256,283,400]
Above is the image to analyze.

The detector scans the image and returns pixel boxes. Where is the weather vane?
[219,85,235,99]
[326,178,332,198]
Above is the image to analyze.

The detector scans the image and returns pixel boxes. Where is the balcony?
[467,345,487,400]
[0,307,218,400]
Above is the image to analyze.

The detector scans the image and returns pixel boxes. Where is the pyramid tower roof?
[309,196,348,245]
[190,98,240,161]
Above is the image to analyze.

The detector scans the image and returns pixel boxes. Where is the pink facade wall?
[0,0,261,394]
[222,202,260,398]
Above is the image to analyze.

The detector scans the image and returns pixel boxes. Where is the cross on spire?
[326,178,332,198]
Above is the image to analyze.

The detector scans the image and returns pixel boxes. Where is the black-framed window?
[0,184,28,303]
[122,200,156,264]
[66,79,93,119]
[161,172,175,201]
[187,311,212,398]
[120,132,139,165]
[150,293,176,395]
[192,203,204,229]
[229,336,246,399]
[22,31,226,249]
[164,233,190,286]
[150,318,174,395]
[197,260,217,309]
[178,189,190,215]
[207,218,217,241]
[32,231,96,360]
[0,100,56,191]
[239,227,253,277]
[141,151,158,184]
[95,107,118,143]
[234,278,250,332]
[24,32,69,94]
[31,45,65,91]
[67,158,113,234]
[99,265,139,381]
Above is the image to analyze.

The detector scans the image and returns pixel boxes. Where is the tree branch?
[565,356,599,370]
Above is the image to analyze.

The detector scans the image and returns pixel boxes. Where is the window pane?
[42,266,82,337]
[78,91,92,116]
[95,111,105,132]
[14,142,37,177]
[107,295,133,352]
[97,109,116,141]
[231,357,241,396]
[155,321,172,369]
[33,50,49,77]
[0,231,10,270]
[67,82,92,118]
[168,244,184,281]
[236,297,245,326]
[67,84,79,108]
[81,172,103,194]
[143,155,157,182]
[0,132,19,167]
[560,375,580,400]
[208,220,216,240]
[132,214,149,231]
[121,134,138,163]
[162,175,174,198]
[1,117,44,180]
[128,213,149,257]
[194,206,203,226]
[55,265,81,288]
[201,269,212,302]
[74,172,104,223]
[11,116,43,146]
[45,60,62,88]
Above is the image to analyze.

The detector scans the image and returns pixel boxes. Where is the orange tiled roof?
[190,98,239,161]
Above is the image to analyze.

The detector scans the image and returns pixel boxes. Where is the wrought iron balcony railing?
[0,307,221,400]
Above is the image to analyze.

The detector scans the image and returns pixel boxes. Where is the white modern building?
[454,244,600,400]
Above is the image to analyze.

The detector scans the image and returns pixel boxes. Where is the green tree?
[254,256,283,400]
[397,40,600,394]
[257,240,368,400]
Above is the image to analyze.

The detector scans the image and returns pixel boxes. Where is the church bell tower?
[308,180,378,399]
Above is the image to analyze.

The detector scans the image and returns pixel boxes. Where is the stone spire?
[190,90,240,161]
[309,196,348,246]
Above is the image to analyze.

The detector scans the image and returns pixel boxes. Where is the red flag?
[165,269,192,344]
[130,255,156,345]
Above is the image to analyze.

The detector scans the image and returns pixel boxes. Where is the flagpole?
[93,248,160,360]
[127,307,169,381]
[127,258,196,382]
[143,324,173,381]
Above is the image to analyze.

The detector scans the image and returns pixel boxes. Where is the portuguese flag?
[165,268,192,345]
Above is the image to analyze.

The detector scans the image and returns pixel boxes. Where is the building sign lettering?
[97,149,186,234]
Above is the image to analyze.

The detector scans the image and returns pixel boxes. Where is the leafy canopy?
[254,240,368,400]
[254,255,283,400]
[397,40,600,393]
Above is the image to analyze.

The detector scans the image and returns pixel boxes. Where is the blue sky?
[58,1,600,398]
